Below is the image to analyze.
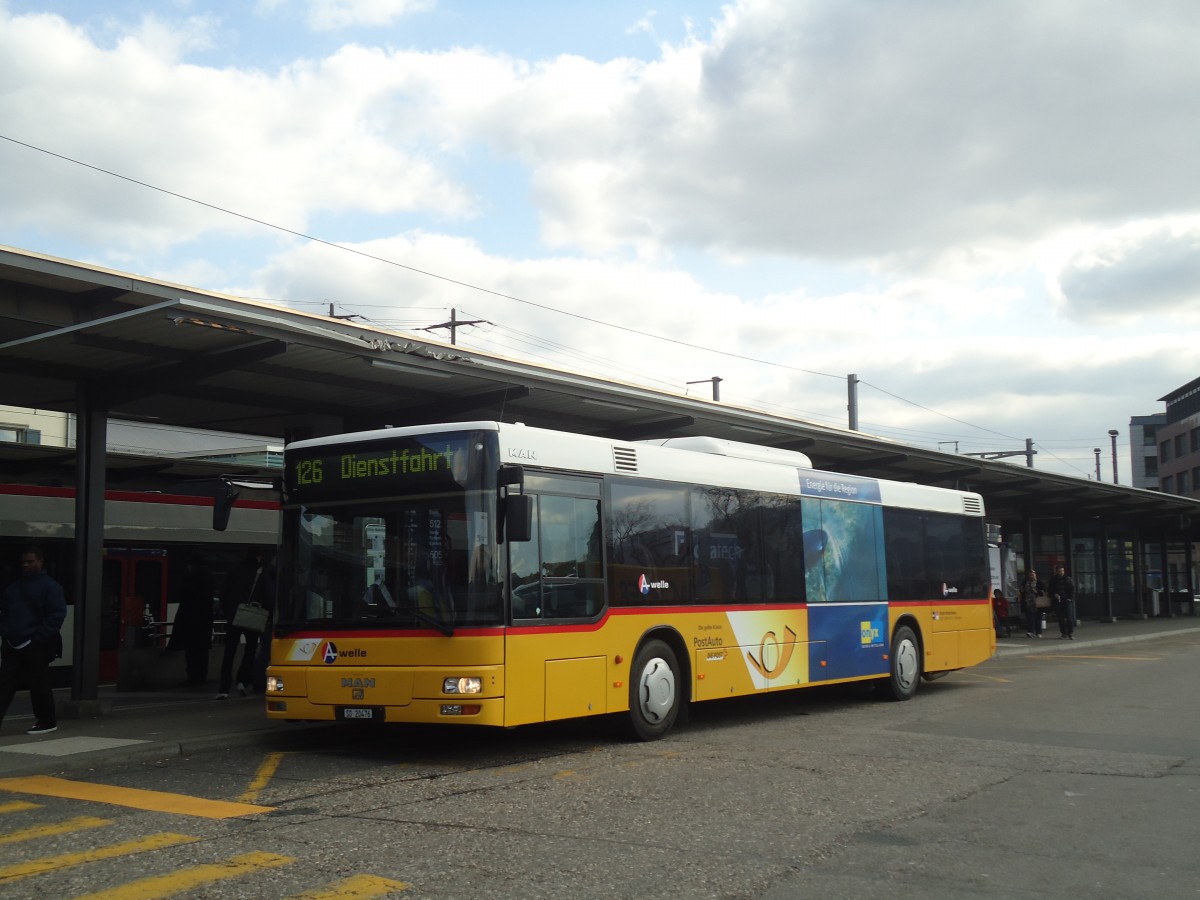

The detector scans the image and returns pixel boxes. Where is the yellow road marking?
[69,850,294,899]
[0,775,274,819]
[287,873,410,898]
[0,814,111,845]
[239,751,287,803]
[0,800,39,814]
[963,671,1011,683]
[0,832,197,884]
[1032,654,1159,661]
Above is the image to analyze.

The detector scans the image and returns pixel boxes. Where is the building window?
[1143,426,1158,447]
[1193,466,1200,491]
[1145,456,1158,478]
[0,425,40,445]
[1162,475,1174,493]
[1179,471,1191,494]
[1192,428,1200,453]
[1161,439,1171,462]
[1176,434,1187,457]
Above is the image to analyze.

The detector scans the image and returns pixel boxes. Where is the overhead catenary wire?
[1,131,1103,476]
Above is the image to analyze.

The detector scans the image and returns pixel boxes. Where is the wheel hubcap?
[638,657,675,723]
[895,638,918,690]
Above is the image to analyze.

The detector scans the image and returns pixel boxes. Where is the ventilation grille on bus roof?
[963,496,984,515]
[613,446,639,474]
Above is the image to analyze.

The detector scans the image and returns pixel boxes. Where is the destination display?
[286,434,474,503]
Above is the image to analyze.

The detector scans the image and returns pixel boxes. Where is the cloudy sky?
[3,0,1199,482]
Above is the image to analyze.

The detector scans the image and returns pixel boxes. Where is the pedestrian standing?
[1048,564,1076,640]
[172,553,216,686]
[0,546,67,735]
[217,547,265,700]
[1019,570,1044,638]
[249,549,277,693]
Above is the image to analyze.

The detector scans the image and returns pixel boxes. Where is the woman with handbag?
[216,547,267,699]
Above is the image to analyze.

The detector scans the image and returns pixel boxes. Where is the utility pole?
[964,439,1037,467]
[1093,448,1101,480]
[847,373,859,431]
[1108,429,1119,484]
[687,377,722,401]
[327,303,362,321]
[424,307,486,345]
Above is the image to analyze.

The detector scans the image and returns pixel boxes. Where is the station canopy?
[2,244,1198,535]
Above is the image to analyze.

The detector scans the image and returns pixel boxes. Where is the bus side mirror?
[212,481,240,532]
[504,493,533,543]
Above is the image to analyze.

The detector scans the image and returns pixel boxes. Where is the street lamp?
[1093,448,1101,480]
[1108,429,1119,484]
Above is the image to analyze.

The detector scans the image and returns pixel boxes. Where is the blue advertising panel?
[807,602,889,681]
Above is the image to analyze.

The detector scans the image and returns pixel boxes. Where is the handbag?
[230,565,268,632]
[232,601,269,632]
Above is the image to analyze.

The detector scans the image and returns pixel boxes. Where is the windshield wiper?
[393,600,454,637]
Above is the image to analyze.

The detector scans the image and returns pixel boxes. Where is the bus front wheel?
[627,639,680,741]
[880,624,921,701]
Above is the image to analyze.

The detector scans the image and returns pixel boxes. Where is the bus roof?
[287,421,984,517]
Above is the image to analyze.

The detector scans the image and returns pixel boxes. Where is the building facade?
[1157,378,1200,499]
[1129,413,1165,491]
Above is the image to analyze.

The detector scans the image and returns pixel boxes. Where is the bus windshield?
[275,430,503,632]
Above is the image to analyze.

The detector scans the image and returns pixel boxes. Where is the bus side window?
[534,494,604,620]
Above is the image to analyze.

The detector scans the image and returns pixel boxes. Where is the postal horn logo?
[322,641,338,664]
[747,626,798,679]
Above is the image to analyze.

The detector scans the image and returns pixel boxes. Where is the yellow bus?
[265,422,994,739]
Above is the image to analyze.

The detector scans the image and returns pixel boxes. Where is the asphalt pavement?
[2,613,1198,778]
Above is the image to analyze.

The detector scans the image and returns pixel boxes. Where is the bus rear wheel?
[627,639,680,741]
[880,624,921,701]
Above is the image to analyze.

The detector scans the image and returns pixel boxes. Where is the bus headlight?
[266,675,285,693]
[443,676,482,694]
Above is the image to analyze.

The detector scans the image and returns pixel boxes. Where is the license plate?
[342,708,375,720]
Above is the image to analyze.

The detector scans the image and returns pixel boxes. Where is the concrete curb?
[994,625,1200,657]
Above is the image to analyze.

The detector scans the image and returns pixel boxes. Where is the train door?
[100,549,169,681]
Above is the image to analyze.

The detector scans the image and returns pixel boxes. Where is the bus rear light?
[443,676,482,694]
[440,704,481,716]
[266,676,285,692]
[267,701,287,712]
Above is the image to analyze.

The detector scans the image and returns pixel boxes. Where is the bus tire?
[880,624,921,701]
[627,639,680,741]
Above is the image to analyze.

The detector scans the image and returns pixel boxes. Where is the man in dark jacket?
[0,546,67,735]
[1048,564,1076,640]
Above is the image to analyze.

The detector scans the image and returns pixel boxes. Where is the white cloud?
[259,0,433,32]
[4,1,1200,479]
[1053,219,1200,323]
[0,13,474,250]
[464,0,1200,269]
